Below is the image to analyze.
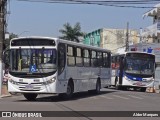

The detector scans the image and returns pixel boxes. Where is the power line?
[17,0,160,8]
[17,0,160,3]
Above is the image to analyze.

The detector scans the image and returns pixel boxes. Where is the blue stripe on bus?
[117,70,142,81]
[124,73,142,81]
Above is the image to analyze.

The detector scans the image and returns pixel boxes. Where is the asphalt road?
[0,88,160,120]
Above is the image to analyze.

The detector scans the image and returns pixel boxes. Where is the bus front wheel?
[59,81,74,99]
[23,93,38,101]
[140,87,146,92]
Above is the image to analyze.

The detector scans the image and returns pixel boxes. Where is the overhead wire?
[17,0,160,8]
[14,0,159,50]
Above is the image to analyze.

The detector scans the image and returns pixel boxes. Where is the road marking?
[128,95,143,99]
[113,95,129,100]
[99,95,113,99]
[90,96,98,99]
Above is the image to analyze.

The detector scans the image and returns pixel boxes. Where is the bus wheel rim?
[67,86,71,95]
[97,83,100,91]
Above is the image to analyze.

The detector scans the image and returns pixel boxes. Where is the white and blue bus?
[111,51,155,92]
[4,37,111,100]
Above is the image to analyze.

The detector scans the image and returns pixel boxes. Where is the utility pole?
[125,22,129,52]
[139,27,143,43]
[0,0,7,95]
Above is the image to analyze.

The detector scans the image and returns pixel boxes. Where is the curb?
[0,94,12,98]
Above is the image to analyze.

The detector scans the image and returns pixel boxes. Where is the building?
[83,28,139,53]
[142,3,160,43]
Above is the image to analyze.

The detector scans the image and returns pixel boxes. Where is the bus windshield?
[125,57,154,75]
[10,49,57,73]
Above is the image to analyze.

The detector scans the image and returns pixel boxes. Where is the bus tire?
[59,81,74,99]
[94,79,101,94]
[122,86,128,91]
[23,93,38,101]
[140,87,146,92]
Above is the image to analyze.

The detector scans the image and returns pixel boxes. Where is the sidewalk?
[0,84,11,98]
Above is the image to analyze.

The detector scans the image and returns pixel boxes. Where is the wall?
[83,29,101,47]
[101,28,139,53]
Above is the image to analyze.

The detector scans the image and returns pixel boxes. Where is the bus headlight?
[42,77,56,85]
[124,76,130,81]
[142,78,154,82]
[9,79,19,85]
[48,77,56,84]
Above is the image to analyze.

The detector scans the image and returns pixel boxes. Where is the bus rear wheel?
[23,93,38,101]
[89,79,101,94]
[94,80,101,94]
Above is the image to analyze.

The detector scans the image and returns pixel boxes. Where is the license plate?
[25,84,33,89]
[134,82,145,86]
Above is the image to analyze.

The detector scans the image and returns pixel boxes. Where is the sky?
[7,0,154,37]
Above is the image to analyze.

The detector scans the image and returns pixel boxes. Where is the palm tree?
[59,22,85,42]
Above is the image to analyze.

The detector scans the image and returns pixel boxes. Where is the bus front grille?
[19,89,40,91]
[19,86,41,91]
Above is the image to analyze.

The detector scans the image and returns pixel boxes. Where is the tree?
[9,33,18,40]
[3,33,18,68]
[4,33,18,50]
[59,22,85,42]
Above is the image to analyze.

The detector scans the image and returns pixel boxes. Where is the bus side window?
[76,47,83,67]
[84,49,90,67]
[97,52,103,67]
[111,56,115,69]
[67,46,75,66]
[103,52,108,68]
[116,56,120,68]
[58,43,66,75]
[91,50,97,67]
[107,53,111,68]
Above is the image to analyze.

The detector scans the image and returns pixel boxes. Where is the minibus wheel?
[23,93,38,101]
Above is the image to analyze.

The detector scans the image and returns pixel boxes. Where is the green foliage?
[9,33,18,40]
[59,22,85,42]
[4,33,18,50]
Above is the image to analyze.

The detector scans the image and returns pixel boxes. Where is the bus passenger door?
[119,57,124,85]
[58,43,66,77]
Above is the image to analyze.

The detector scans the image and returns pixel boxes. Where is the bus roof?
[10,36,111,53]
[57,39,111,52]
[112,51,155,56]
